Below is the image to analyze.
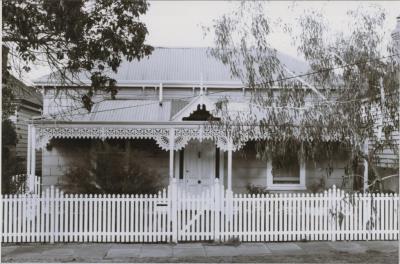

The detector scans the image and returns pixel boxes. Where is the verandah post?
[226,137,234,239]
[168,128,178,243]
[31,126,36,188]
[27,125,31,178]
[27,124,36,193]
[169,128,175,180]
[227,138,233,192]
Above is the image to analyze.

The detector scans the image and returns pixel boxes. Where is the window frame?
[265,145,306,191]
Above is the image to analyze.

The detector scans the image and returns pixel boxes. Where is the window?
[272,150,300,184]
[266,143,306,190]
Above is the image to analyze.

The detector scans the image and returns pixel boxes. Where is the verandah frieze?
[35,126,242,152]
[35,126,341,152]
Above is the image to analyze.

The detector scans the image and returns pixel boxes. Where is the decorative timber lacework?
[35,126,243,152]
[35,125,341,152]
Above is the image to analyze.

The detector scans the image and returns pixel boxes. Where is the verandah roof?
[34,94,344,151]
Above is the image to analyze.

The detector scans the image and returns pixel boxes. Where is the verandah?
[26,120,355,193]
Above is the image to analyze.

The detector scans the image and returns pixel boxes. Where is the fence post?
[170,178,178,243]
[365,192,371,241]
[330,186,337,241]
[50,186,55,244]
[226,188,233,240]
[214,179,220,242]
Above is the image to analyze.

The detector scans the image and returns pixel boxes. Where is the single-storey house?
[32,47,396,194]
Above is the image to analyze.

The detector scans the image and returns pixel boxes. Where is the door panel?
[200,140,215,186]
[183,139,215,193]
[184,140,200,187]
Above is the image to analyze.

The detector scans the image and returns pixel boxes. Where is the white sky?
[21,1,400,84]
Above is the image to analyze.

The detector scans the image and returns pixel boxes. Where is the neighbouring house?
[2,45,43,178]
[31,47,376,194]
[8,75,43,176]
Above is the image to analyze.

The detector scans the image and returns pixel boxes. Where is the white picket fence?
[1,180,398,243]
[11,174,41,194]
[1,186,171,243]
[174,182,399,242]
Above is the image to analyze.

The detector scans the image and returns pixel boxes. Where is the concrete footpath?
[1,241,398,263]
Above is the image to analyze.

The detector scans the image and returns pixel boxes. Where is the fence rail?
[1,182,398,243]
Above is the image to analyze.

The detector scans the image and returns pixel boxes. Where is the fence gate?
[170,179,225,242]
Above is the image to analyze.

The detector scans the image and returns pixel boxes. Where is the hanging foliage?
[3,0,153,110]
[208,2,399,191]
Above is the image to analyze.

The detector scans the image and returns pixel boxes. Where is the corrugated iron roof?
[8,75,42,106]
[65,100,173,122]
[35,47,309,86]
[92,100,171,122]
[46,97,256,123]
[170,99,190,118]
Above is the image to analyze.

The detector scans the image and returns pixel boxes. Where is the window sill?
[266,185,307,191]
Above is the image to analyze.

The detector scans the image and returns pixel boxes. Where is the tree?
[2,46,16,120]
[3,0,153,110]
[2,119,24,194]
[208,2,399,192]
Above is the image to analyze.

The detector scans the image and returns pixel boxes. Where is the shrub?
[2,119,24,194]
[309,177,326,193]
[62,146,163,194]
[246,184,269,195]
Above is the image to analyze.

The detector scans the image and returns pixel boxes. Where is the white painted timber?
[1,184,398,243]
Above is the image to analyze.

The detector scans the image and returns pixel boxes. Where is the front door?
[183,139,215,194]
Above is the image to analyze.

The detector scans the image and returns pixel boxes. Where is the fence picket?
[286,193,290,241]
[53,189,58,243]
[130,194,134,243]
[70,194,74,242]
[150,194,155,242]
[3,195,8,243]
[350,193,354,241]
[385,193,389,240]
[394,194,398,240]
[389,193,392,240]
[244,194,248,242]
[116,194,120,243]
[10,195,14,242]
[33,194,37,242]
[22,194,27,243]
